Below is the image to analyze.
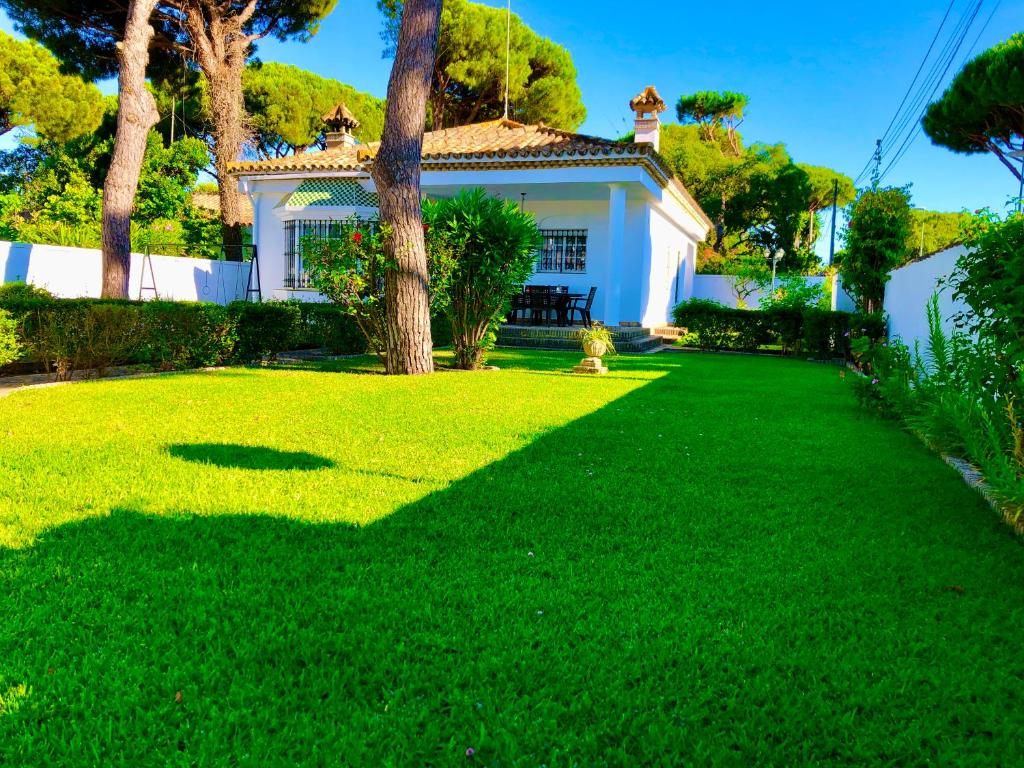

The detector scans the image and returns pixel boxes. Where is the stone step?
[652,325,685,339]
[496,325,666,354]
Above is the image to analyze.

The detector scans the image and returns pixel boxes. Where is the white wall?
[0,241,251,304]
[884,245,967,351]
[641,204,697,326]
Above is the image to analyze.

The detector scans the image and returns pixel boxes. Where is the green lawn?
[1,350,1022,766]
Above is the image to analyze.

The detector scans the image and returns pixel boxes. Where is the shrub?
[0,309,19,366]
[140,302,236,371]
[760,275,828,311]
[0,282,54,302]
[293,302,366,356]
[424,188,541,370]
[229,301,302,362]
[854,291,1024,527]
[949,210,1024,377]
[671,299,739,351]
[671,298,878,358]
[29,302,144,379]
[302,219,452,361]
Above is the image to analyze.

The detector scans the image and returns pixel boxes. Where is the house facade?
[229,87,712,327]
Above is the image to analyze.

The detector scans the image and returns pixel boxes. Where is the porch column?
[603,183,627,326]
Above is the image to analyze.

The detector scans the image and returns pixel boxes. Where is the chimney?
[322,103,360,150]
[629,86,667,152]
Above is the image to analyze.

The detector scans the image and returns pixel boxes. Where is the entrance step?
[496,325,666,354]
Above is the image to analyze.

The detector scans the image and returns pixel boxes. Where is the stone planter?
[575,337,609,375]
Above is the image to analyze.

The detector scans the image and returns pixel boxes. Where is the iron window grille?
[283,218,376,289]
[535,229,588,274]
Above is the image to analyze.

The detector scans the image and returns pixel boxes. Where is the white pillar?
[604,184,627,326]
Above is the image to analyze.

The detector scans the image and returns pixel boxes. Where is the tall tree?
[371,0,441,375]
[378,0,585,131]
[798,164,855,247]
[676,91,748,155]
[842,186,913,314]
[906,209,970,262]
[923,32,1024,181]
[168,0,336,257]
[102,0,161,296]
[0,0,171,296]
[0,31,105,142]
[243,62,385,158]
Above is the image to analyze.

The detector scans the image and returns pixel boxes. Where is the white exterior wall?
[240,163,711,327]
[0,241,251,303]
[642,204,698,326]
[884,246,967,350]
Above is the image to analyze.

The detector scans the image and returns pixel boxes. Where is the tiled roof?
[286,179,379,208]
[228,119,711,228]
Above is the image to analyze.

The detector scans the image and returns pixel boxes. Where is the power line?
[877,0,984,183]
[853,0,985,187]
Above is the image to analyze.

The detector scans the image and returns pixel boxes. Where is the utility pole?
[870,138,882,188]
[828,178,838,266]
[170,97,175,144]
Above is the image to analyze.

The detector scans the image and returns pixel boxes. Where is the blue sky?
[2,0,1021,220]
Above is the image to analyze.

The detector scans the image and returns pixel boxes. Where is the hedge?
[672,299,886,358]
[0,297,368,377]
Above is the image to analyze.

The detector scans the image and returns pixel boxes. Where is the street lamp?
[770,248,784,295]
[1010,150,1024,214]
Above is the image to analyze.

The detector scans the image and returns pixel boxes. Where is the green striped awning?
[286,179,379,209]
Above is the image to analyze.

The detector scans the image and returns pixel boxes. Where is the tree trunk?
[180,3,250,261]
[371,0,442,376]
[101,0,159,298]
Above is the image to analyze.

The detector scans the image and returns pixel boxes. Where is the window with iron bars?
[283,219,376,289]
[535,229,588,274]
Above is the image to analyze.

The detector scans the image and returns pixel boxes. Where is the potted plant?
[577,323,616,358]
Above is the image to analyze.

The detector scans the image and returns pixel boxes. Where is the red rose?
[422,223,430,233]
[352,231,363,244]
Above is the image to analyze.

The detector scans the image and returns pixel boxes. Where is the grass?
[1,350,1022,766]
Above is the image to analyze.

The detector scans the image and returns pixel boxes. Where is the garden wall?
[691,274,856,311]
[883,246,969,354]
[0,241,252,305]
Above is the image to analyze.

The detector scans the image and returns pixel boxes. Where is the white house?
[229,87,712,327]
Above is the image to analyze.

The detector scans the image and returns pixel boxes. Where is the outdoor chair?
[509,290,529,323]
[530,290,560,325]
[566,286,597,327]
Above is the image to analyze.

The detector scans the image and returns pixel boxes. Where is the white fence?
[691,274,856,311]
[0,241,252,304]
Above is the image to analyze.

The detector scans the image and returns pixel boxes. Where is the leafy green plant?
[424,188,541,370]
[140,302,236,371]
[229,301,301,363]
[842,186,913,313]
[0,282,54,302]
[575,323,616,355]
[301,220,393,359]
[0,308,20,366]
[949,210,1024,376]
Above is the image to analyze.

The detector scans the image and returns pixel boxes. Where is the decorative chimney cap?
[629,86,667,118]
[322,103,360,132]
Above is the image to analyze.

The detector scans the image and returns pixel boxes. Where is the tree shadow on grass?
[167,443,335,470]
[2,354,1024,765]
